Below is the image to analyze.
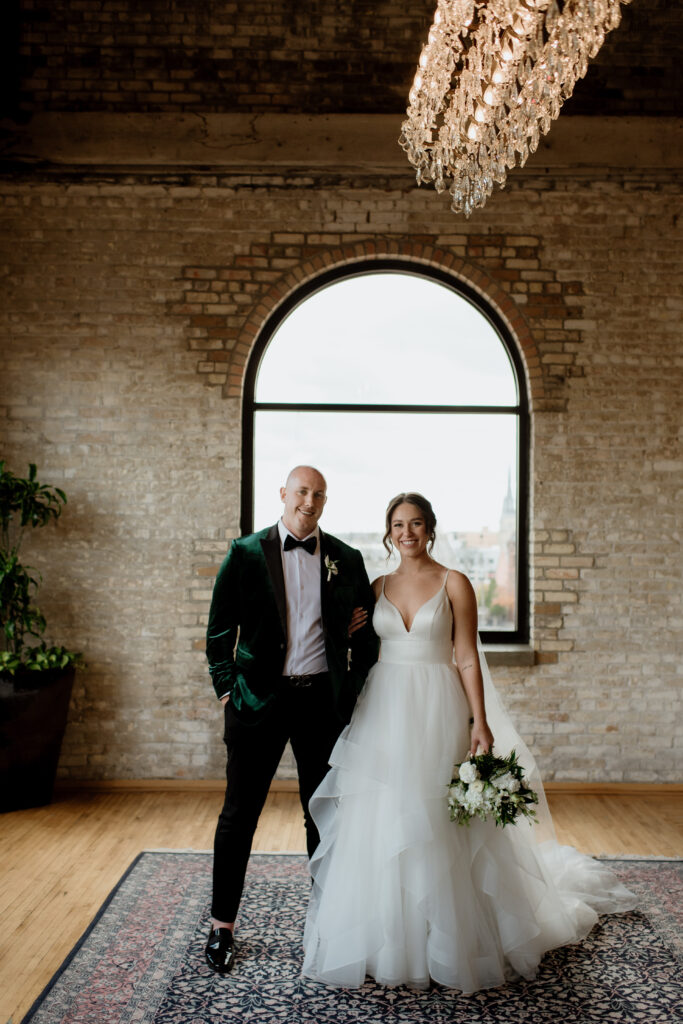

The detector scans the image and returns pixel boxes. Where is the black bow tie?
[283,534,317,555]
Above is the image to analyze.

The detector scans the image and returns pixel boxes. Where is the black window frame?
[241,259,529,644]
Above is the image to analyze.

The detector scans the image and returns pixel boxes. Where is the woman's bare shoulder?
[445,568,476,601]
[445,567,471,586]
[371,575,384,600]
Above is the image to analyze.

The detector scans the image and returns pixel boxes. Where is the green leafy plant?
[0,460,82,680]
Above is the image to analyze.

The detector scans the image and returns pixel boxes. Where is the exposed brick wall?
[6,0,681,118]
[532,528,595,662]
[1,167,680,783]
[170,227,585,413]
[567,0,683,116]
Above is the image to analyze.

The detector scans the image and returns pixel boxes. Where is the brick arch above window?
[225,240,542,406]
[175,236,585,412]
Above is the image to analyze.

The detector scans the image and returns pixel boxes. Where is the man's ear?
[279,487,286,503]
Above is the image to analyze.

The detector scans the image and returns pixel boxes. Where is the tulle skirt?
[302,659,636,992]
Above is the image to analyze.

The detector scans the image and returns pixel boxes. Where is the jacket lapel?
[260,524,287,636]
[319,530,336,625]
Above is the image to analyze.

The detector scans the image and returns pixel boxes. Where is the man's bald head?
[285,465,327,492]
[280,466,328,538]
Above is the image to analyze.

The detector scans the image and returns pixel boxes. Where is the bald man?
[204,466,379,972]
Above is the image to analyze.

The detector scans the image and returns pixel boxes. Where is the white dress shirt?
[278,519,328,676]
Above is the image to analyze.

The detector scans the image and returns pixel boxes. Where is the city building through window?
[242,261,529,642]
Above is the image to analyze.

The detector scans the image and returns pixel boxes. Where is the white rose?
[465,790,484,810]
[459,761,480,784]
[469,779,485,794]
[493,772,520,793]
[448,782,467,808]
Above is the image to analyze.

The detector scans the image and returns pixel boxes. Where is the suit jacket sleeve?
[206,541,241,700]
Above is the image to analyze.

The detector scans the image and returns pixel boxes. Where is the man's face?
[280,468,327,539]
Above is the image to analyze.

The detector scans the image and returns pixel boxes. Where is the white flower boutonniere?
[324,555,340,582]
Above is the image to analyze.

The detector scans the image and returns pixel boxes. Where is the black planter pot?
[0,666,75,812]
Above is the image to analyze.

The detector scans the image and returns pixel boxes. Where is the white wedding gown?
[302,573,636,992]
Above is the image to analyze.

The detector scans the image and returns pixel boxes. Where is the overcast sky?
[253,272,519,534]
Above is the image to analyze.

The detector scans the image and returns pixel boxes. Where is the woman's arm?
[348,576,382,636]
[347,554,380,675]
[447,571,494,755]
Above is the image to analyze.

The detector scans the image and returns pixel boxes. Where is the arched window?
[242,261,529,643]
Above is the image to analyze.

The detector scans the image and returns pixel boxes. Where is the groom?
[204,465,379,972]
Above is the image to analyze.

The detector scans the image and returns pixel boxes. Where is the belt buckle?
[288,674,312,688]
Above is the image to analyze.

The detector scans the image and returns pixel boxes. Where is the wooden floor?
[1,787,681,1024]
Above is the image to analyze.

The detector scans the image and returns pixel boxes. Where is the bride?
[302,492,636,992]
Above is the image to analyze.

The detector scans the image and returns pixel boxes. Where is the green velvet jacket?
[206,524,379,722]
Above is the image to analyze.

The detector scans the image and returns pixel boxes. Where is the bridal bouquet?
[448,749,539,828]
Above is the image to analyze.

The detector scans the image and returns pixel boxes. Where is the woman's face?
[390,502,429,559]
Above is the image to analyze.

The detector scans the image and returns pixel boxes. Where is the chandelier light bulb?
[491,62,505,85]
[500,31,523,63]
[466,120,481,141]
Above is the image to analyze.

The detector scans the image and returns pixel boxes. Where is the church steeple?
[501,470,515,520]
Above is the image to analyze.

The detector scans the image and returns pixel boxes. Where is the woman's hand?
[348,606,368,637]
[469,720,494,756]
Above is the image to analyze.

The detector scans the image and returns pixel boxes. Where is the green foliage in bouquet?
[0,460,82,681]
[448,749,539,828]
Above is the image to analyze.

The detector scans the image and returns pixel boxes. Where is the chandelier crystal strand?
[400,0,631,216]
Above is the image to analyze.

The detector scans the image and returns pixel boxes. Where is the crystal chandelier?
[400,0,631,217]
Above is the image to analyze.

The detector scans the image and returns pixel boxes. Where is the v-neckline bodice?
[381,571,449,634]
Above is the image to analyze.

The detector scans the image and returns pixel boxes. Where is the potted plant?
[0,460,82,811]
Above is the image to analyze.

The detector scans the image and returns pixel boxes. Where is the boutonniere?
[324,555,340,582]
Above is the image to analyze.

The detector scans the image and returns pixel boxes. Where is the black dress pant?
[211,674,342,923]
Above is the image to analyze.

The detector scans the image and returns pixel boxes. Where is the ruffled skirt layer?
[302,660,636,992]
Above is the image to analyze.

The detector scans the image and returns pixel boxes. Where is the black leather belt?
[282,672,328,688]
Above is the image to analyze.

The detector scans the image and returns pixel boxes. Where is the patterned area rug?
[21,853,682,1024]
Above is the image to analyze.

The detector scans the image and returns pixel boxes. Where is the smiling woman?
[243,261,529,643]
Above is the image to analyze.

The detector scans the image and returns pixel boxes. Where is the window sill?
[481,645,535,667]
